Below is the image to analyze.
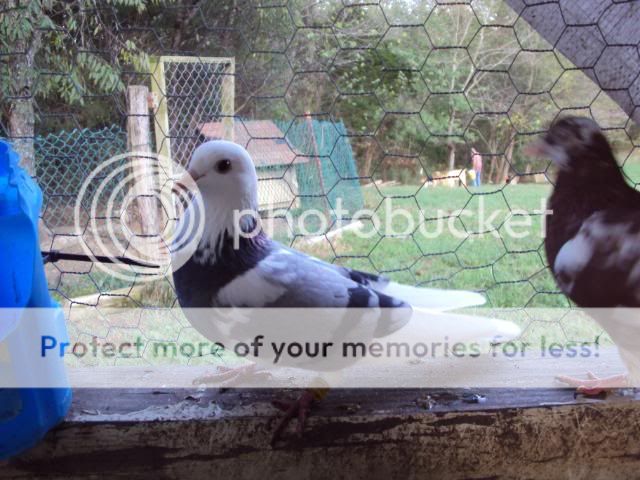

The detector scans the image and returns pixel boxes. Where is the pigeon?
[171,140,520,442]
[530,115,640,393]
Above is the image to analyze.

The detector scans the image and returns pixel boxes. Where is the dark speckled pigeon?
[530,116,640,394]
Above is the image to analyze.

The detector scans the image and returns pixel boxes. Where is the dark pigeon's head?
[527,116,618,175]
[178,140,258,211]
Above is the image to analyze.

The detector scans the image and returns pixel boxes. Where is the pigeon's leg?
[556,371,629,396]
[192,362,272,388]
[271,386,329,446]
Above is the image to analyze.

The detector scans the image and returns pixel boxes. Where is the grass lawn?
[328,182,561,309]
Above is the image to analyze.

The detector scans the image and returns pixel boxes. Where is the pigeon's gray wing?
[553,209,640,307]
[276,245,486,311]
[215,245,408,310]
[213,244,412,342]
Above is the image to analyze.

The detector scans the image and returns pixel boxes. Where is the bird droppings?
[79,409,101,416]
[462,393,487,404]
[416,395,437,410]
[73,398,222,422]
[337,403,361,414]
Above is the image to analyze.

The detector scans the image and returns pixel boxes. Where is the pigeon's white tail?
[380,282,486,311]
[392,308,522,345]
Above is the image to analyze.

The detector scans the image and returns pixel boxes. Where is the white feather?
[399,308,521,345]
[555,234,593,273]
[379,282,486,311]
[216,267,287,306]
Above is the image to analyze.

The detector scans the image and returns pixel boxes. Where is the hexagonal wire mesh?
[3,0,640,368]
[156,57,232,166]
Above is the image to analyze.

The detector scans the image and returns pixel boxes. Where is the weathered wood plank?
[61,346,626,389]
[2,387,640,479]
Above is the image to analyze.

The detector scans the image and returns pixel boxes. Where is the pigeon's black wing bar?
[41,250,160,269]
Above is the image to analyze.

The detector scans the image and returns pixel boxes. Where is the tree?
[0,0,154,173]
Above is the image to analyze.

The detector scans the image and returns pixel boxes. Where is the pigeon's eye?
[215,159,232,174]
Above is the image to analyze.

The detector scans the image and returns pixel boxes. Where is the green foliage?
[0,0,165,109]
[0,0,621,180]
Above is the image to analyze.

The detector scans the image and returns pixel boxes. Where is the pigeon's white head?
[177,140,260,259]
[185,140,258,210]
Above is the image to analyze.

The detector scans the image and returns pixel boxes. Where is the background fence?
[32,118,364,235]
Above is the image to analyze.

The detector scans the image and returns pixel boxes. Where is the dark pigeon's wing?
[553,209,640,307]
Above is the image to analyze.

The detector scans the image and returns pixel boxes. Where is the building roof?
[199,120,308,167]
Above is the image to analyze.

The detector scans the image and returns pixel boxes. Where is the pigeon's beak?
[172,168,202,195]
[523,138,549,158]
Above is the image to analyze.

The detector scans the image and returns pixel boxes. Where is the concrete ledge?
[2,388,640,479]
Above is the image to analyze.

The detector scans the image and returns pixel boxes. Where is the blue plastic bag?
[0,140,72,460]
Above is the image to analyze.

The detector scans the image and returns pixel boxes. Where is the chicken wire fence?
[2,0,640,364]
[35,126,129,230]
[151,56,235,166]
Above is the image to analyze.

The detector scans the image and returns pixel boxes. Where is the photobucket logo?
[73,152,204,282]
[232,197,552,245]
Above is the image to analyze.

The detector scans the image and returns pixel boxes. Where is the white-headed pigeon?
[172,140,520,442]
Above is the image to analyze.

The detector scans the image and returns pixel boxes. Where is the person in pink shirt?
[471,147,483,187]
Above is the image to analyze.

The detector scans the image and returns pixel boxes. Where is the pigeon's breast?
[172,234,273,308]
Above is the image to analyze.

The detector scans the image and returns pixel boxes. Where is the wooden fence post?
[222,60,235,141]
[126,85,163,260]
